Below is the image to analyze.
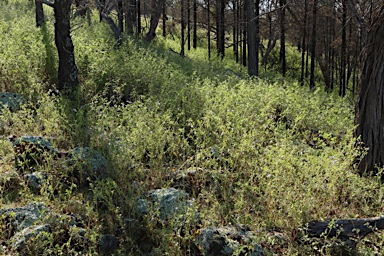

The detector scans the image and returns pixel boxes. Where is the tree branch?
[40,0,54,8]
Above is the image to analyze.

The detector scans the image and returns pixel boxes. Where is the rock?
[24,172,47,193]
[149,188,195,221]
[98,234,119,255]
[67,147,110,184]
[0,203,48,236]
[198,225,265,256]
[136,188,199,231]
[12,224,50,251]
[10,136,61,173]
[0,92,24,112]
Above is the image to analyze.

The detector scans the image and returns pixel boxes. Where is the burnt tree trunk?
[216,0,225,58]
[144,0,166,42]
[35,0,45,27]
[54,0,79,95]
[300,0,308,86]
[355,6,384,175]
[193,0,197,49]
[279,0,286,76]
[306,216,384,240]
[246,0,257,76]
[309,0,317,90]
[208,0,211,59]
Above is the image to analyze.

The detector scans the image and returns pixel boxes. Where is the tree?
[309,0,317,90]
[144,0,166,41]
[246,0,258,76]
[54,0,79,95]
[193,0,197,48]
[216,0,225,57]
[279,0,286,76]
[354,5,384,174]
[35,0,45,27]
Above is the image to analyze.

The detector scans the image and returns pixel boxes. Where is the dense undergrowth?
[1,1,384,255]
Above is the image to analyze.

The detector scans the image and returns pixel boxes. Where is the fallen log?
[306,216,384,240]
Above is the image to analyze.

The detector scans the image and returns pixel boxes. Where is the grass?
[0,1,383,255]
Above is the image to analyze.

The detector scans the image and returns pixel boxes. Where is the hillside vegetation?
[1,1,384,255]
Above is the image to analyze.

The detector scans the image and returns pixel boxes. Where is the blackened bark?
[216,0,225,58]
[144,0,166,42]
[279,0,286,76]
[35,0,45,27]
[355,6,384,175]
[125,0,136,35]
[187,0,191,50]
[117,0,124,33]
[339,0,347,97]
[208,0,211,59]
[233,0,238,62]
[181,0,185,56]
[242,2,246,66]
[162,0,166,37]
[300,0,308,86]
[193,0,197,48]
[246,0,257,76]
[137,0,141,35]
[309,0,317,90]
[54,0,79,95]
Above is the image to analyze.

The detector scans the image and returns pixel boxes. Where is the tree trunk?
[144,0,166,42]
[193,0,197,48]
[309,0,317,90]
[181,0,185,56]
[233,0,238,62]
[162,0,166,37]
[187,0,191,50]
[246,0,257,76]
[208,0,211,59]
[242,2,247,67]
[137,0,141,35]
[300,0,308,86]
[279,0,286,76]
[125,0,136,35]
[117,0,124,33]
[54,0,79,95]
[216,0,225,58]
[306,216,384,240]
[355,6,384,175]
[339,0,347,97]
[35,0,45,27]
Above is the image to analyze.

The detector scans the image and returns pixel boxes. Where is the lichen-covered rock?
[25,172,47,193]
[0,203,48,235]
[10,136,61,173]
[67,147,110,183]
[11,224,50,251]
[198,225,265,256]
[137,188,198,222]
[98,234,119,255]
[0,92,24,112]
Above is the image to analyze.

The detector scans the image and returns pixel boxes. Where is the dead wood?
[306,216,384,240]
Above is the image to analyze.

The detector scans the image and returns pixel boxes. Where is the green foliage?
[1,1,384,255]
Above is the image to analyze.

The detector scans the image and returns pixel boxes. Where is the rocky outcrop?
[137,188,197,222]
[9,135,62,172]
[198,225,265,256]
[98,234,119,255]
[67,147,111,184]
[0,92,24,112]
